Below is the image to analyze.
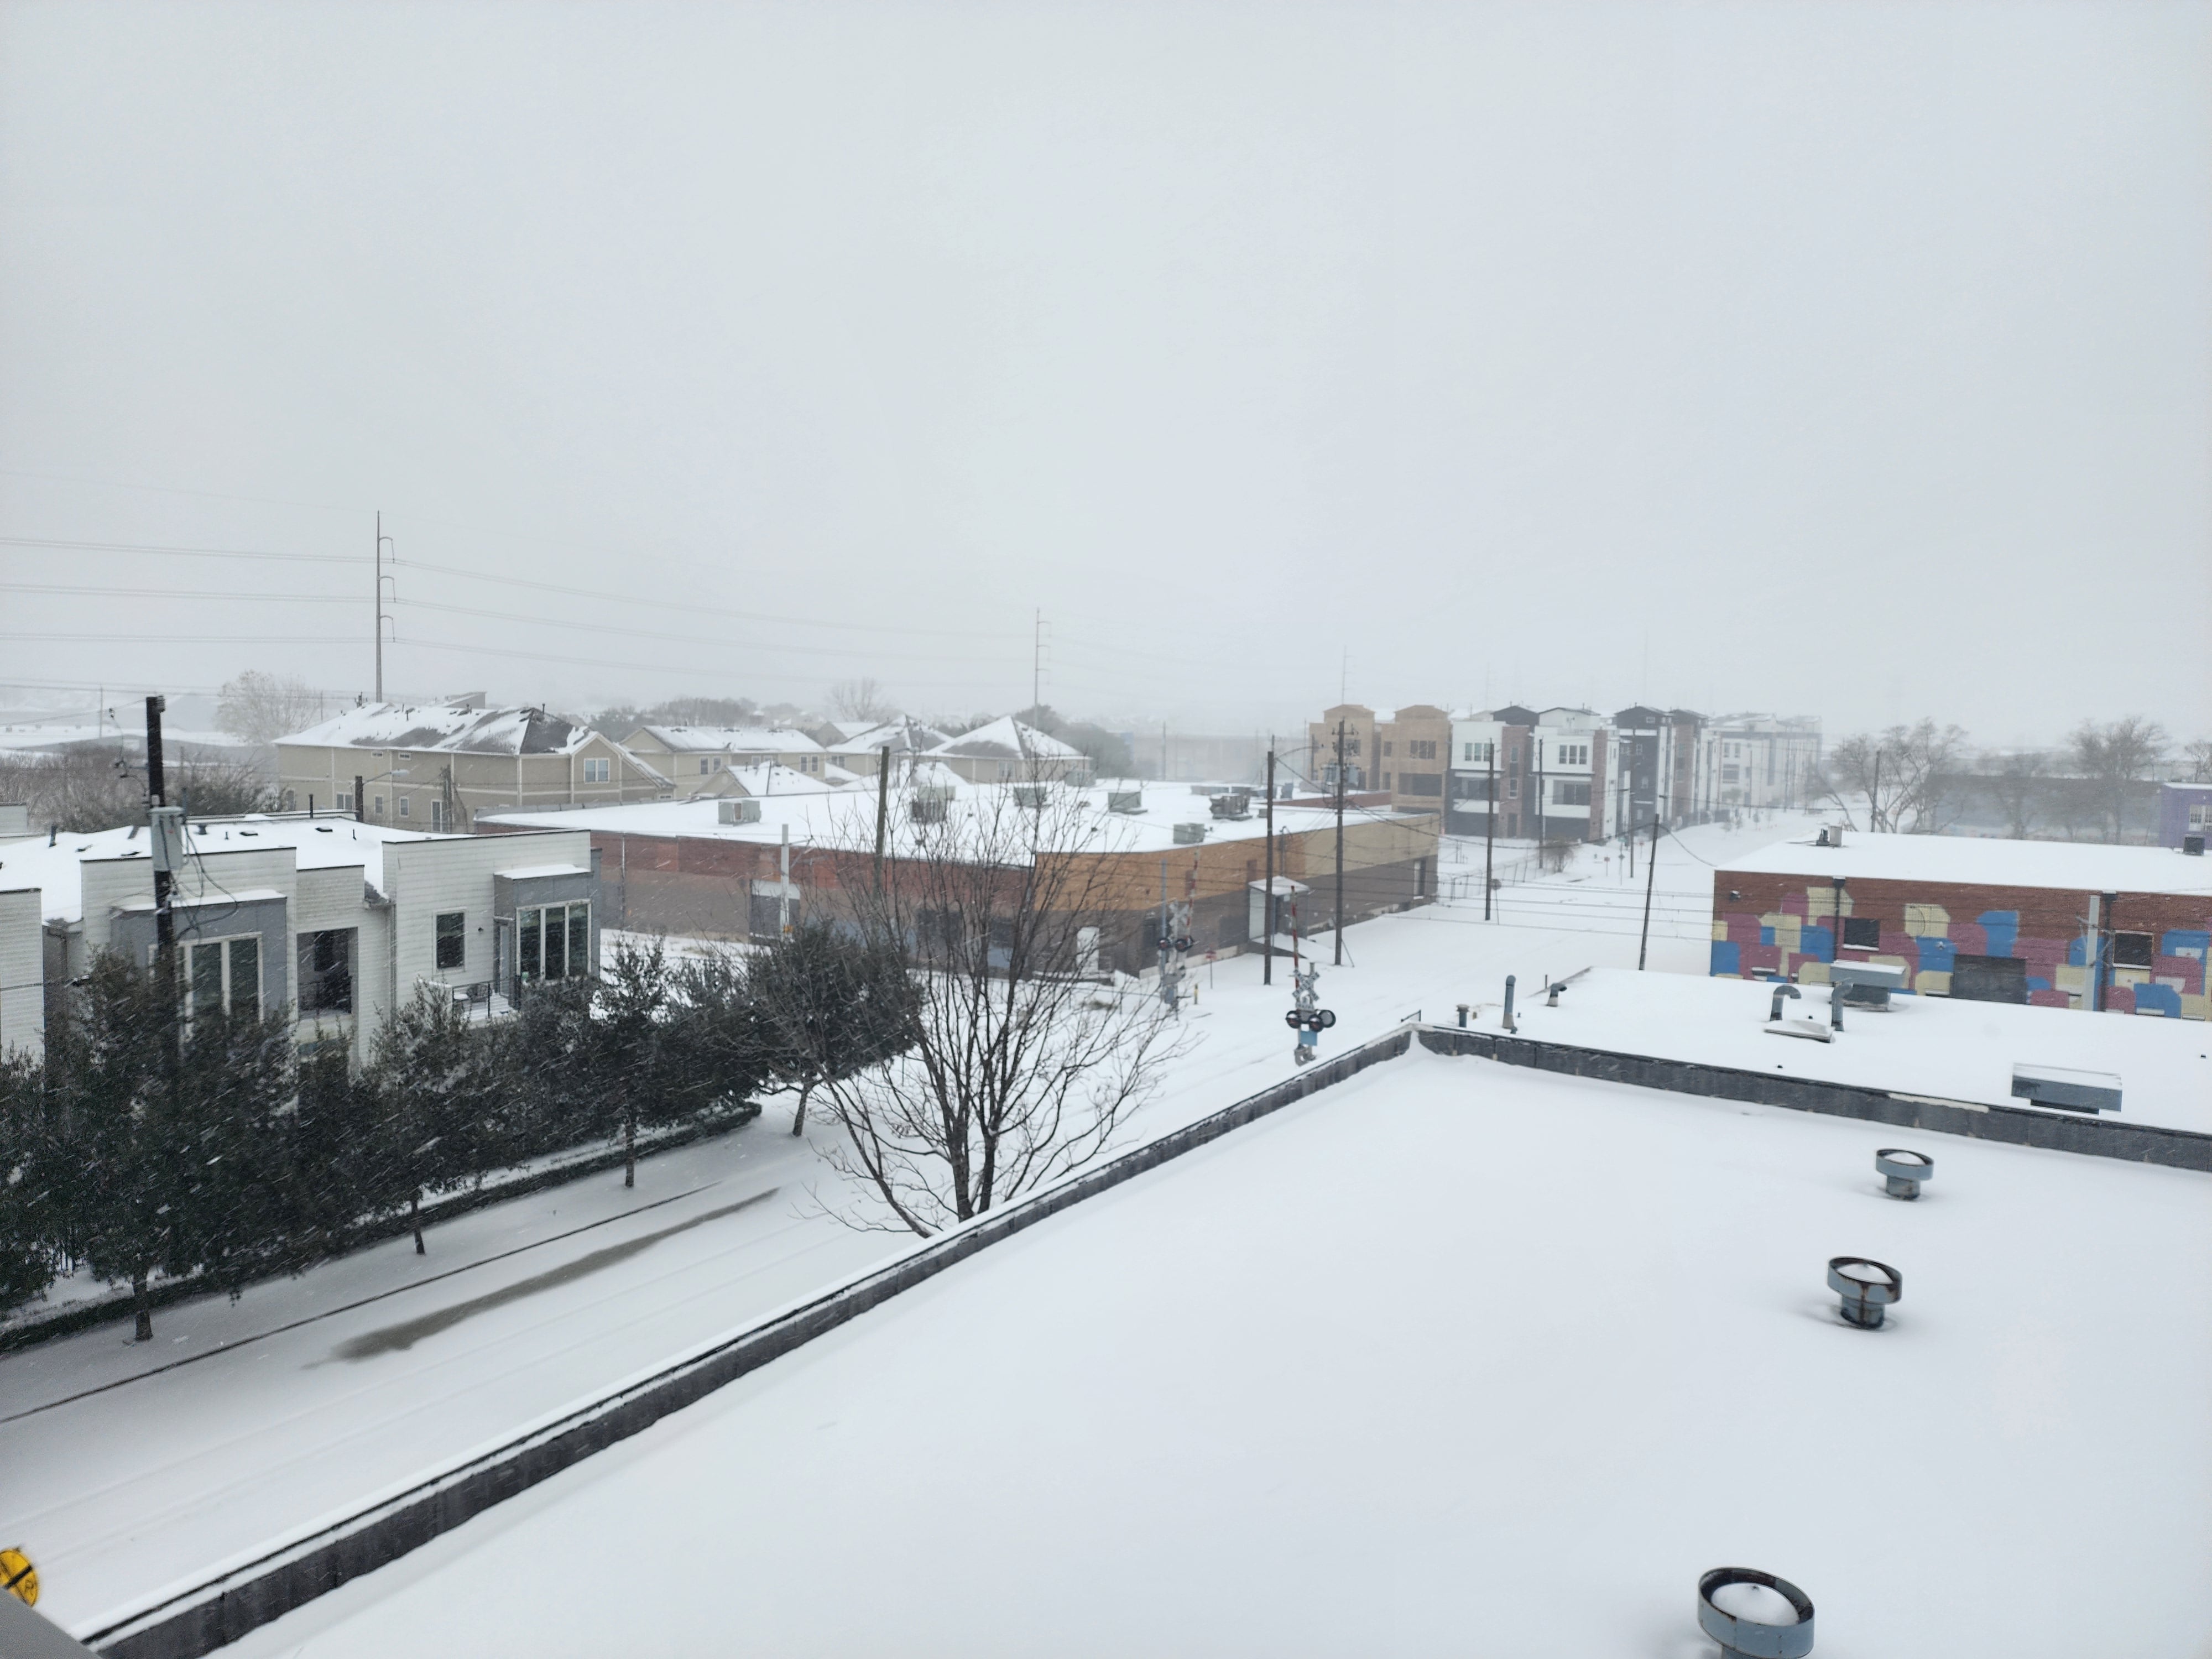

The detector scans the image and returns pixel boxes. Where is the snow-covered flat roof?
[0,815,573,923]
[1720,831,2212,896]
[484,782,1433,857]
[218,1052,2212,1658]
[491,863,592,882]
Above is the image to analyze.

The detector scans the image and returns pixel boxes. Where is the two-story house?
[0,812,599,1066]
[623,725,833,794]
[278,704,664,830]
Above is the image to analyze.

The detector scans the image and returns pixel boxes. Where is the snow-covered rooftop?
[280,703,599,757]
[1721,830,2212,897]
[0,815,453,923]
[214,1050,2212,1657]
[925,716,1086,763]
[630,724,825,754]
[483,779,1422,858]
[718,761,853,797]
[830,717,953,755]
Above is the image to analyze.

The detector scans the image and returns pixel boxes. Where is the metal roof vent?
[1208,790,1251,820]
[1009,784,1049,808]
[1107,789,1144,815]
[1172,822,1207,845]
[717,798,761,825]
[1875,1147,1932,1199]
[1698,1568,1814,1659]
[1828,1256,1901,1328]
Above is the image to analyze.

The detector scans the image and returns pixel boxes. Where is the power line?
[389,634,1023,692]
[0,632,360,645]
[392,597,1023,665]
[2,583,358,603]
[0,535,363,564]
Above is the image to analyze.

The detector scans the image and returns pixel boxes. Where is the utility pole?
[1333,717,1347,966]
[1535,734,1547,856]
[143,694,183,1344]
[1031,609,1045,714]
[873,743,891,895]
[1262,743,1276,986]
[1636,815,1661,970]
[1483,740,1496,921]
[779,822,792,938]
[374,512,395,703]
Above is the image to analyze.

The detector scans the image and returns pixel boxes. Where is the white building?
[0,813,598,1066]
[623,725,833,792]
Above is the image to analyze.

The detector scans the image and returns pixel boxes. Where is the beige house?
[278,703,666,831]
[623,724,833,794]
[1306,704,1449,812]
[821,717,953,777]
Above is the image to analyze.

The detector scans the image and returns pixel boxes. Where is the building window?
[373,795,385,817]
[583,757,612,783]
[398,796,410,817]
[700,758,712,775]
[337,791,354,811]
[1554,780,1591,806]
[2111,931,2154,968]
[1403,772,1443,797]
[436,911,467,971]
[1383,740,1395,758]
[1842,917,1882,950]
[1506,779,1519,800]
[185,936,260,1023]
[2190,804,2211,832]
[298,929,354,1015]
[1408,739,1437,760]
[517,902,591,983]
[281,789,298,810]
[1381,772,1392,791]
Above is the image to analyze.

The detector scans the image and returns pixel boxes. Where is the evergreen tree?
[747,920,919,1136]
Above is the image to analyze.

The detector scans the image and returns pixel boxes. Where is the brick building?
[1306,705,1449,813]
[484,781,1441,973]
[1709,831,2211,1020]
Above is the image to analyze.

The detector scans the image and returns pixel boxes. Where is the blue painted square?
[1976,911,2019,957]
[1916,936,1957,974]
[2162,930,2210,962]
[1710,941,1741,977]
[1801,925,1834,962]
[2027,976,2052,993]
[1760,926,1775,947]
[2132,982,2183,1018]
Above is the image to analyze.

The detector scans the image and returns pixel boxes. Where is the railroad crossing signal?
[3,1546,38,1606]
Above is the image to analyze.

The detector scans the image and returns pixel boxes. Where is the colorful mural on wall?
[1709,885,2209,1021]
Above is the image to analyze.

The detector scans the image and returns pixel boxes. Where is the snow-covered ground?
[218,1046,2212,1658]
[18,809,2200,1643]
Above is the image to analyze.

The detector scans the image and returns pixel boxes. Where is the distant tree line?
[1820,714,2200,843]
[0,932,916,1337]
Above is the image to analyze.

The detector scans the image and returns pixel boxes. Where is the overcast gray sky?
[2,0,2206,746]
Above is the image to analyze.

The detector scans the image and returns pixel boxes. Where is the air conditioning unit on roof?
[1173,822,1207,845]
[718,798,761,825]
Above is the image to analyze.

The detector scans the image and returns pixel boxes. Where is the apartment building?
[1447,706,1618,842]
[0,813,598,1065]
[1306,705,1451,812]
[1688,714,1823,815]
[279,703,664,830]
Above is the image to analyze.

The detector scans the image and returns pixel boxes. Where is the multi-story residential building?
[279,704,665,830]
[1306,705,1451,812]
[622,725,833,792]
[1687,714,1822,816]
[0,812,599,1065]
[1447,706,1618,842]
[1610,706,1704,834]
[921,717,1092,785]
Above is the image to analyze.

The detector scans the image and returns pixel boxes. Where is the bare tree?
[1820,719,1968,834]
[1976,749,2048,841]
[215,671,325,745]
[828,678,896,725]
[2067,716,2168,842]
[810,781,1188,1236]
[2182,737,2212,784]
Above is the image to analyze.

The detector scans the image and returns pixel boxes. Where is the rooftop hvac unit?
[1208,791,1252,821]
[717,798,761,825]
[1173,822,1207,845]
[2187,834,2206,857]
[910,796,948,824]
[1107,789,1144,815]
[1010,784,1050,808]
